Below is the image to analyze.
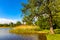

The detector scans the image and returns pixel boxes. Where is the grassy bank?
[10,29,60,40]
[0,27,9,28]
[47,34,60,40]
[9,25,60,40]
[10,25,44,34]
[10,29,47,34]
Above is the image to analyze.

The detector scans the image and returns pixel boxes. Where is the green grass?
[47,34,60,40]
[42,30,60,40]
[38,30,60,40]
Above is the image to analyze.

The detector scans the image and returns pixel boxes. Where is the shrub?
[54,29,60,34]
[9,25,42,34]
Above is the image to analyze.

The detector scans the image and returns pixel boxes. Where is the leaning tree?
[22,0,60,34]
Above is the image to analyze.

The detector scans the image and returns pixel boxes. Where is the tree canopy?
[22,0,60,34]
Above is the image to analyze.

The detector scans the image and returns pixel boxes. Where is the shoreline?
[9,25,48,34]
[0,27,9,28]
[10,30,47,34]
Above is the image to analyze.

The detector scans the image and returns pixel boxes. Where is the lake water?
[0,28,47,40]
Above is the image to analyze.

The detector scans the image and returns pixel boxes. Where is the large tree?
[22,0,60,34]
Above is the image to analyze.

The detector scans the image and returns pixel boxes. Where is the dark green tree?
[22,15,33,25]
[22,0,60,34]
[9,22,14,27]
[16,21,21,26]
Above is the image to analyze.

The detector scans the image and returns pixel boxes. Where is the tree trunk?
[47,0,55,34]
[49,12,55,34]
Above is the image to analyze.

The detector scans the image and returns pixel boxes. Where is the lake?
[0,28,47,40]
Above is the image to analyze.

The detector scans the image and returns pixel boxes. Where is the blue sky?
[0,0,27,23]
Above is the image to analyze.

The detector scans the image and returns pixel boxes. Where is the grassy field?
[47,34,60,40]
[42,30,60,40]
[13,25,40,30]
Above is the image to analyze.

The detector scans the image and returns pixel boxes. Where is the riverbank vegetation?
[21,0,60,34]
[0,21,21,27]
[10,0,60,40]
[47,34,60,40]
[10,25,60,40]
[1,0,60,35]
[0,0,60,40]
[10,25,42,34]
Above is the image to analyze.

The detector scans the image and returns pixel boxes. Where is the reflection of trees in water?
[18,34,47,40]
[38,34,47,40]
[19,34,39,40]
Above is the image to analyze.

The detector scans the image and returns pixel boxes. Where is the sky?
[0,0,27,24]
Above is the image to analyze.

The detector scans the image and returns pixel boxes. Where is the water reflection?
[19,34,47,40]
[38,34,47,40]
[19,34,39,40]
[0,28,47,40]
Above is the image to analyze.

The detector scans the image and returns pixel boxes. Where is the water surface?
[0,28,47,40]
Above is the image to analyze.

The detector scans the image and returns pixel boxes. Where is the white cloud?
[0,18,18,24]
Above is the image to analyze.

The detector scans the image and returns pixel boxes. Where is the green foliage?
[22,16,33,25]
[54,29,60,34]
[35,16,50,30]
[22,0,60,30]
[0,21,22,27]
[47,34,60,40]
[10,27,41,34]
[9,22,14,27]
[16,21,21,26]
[0,24,9,27]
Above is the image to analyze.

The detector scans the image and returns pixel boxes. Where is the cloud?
[0,18,18,24]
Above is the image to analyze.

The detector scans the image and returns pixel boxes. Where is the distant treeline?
[0,21,21,27]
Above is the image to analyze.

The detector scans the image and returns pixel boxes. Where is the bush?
[54,29,60,34]
[9,25,42,34]
[10,27,41,33]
